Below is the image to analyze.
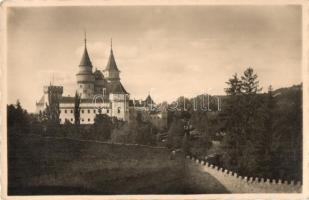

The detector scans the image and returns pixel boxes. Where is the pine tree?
[74,91,81,126]
[241,68,262,94]
[239,67,263,175]
[225,73,242,96]
[221,73,244,172]
[221,68,265,176]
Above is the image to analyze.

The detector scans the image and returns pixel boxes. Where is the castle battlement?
[187,155,301,193]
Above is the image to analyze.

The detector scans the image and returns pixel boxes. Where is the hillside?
[8,134,186,195]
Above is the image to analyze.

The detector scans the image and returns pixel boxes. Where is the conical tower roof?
[79,33,92,67]
[79,46,92,67]
[105,39,119,71]
[108,81,128,94]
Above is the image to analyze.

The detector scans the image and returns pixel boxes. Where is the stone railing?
[187,155,302,193]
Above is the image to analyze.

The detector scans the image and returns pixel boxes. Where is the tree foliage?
[74,91,81,126]
[220,68,302,181]
[111,111,157,145]
[7,100,30,135]
[91,114,113,141]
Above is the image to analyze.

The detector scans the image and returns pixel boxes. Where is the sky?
[7,5,302,112]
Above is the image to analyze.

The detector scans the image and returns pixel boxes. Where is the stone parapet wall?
[187,156,301,193]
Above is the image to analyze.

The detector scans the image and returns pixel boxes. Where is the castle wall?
[110,94,129,121]
[59,102,111,124]
[186,156,302,193]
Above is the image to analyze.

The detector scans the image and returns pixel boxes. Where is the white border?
[1,1,308,199]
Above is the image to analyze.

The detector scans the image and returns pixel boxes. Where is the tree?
[254,85,276,177]
[225,73,242,96]
[221,68,265,175]
[241,68,262,94]
[167,115,185,149]
[74,91,81,126]
[92,114,113,141]
[111,112,157,145]
[220,74,244,172]
[7,100,30,135]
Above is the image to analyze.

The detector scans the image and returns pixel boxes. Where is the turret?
[76,33,95,99]
[103,39,120,83]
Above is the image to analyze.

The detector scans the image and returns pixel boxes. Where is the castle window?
[81,110,84,113]
[65,110,67,114]
[88,118,90,122]
[88,109,90,113]
[81,118,84,122]
[59,110,61,113]
[93,109,96,113]
[71,118,73,121]
[118,107,121,114]
[107,109,109,113]
[70,110,73,113]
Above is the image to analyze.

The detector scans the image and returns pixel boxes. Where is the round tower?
[76,35,95,99]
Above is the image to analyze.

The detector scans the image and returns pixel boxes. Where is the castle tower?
[103,39,120,83]
[103,39,130,121]
[36,84,63,114]
[76,34,95,99]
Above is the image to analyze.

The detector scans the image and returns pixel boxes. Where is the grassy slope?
[8,134,185,195]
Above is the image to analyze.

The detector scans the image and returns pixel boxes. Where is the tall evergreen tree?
[221,74,244,172]
[221,68,265,175]
[74,91,81,126]
[241,68,262,94]
[239,67,263,175]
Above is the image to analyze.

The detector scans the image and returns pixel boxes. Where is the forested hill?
[212,84,302,109]
[273,84,302,107]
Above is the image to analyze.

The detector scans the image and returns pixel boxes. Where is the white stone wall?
[110,94,129,121]
[187,156,302,193]
[59,102,111,124]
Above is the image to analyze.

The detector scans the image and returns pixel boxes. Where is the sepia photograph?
[1,1,306,197]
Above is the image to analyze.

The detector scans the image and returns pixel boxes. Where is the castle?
[36,36,167,129]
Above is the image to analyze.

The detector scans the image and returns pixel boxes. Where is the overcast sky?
[7,5,302,112]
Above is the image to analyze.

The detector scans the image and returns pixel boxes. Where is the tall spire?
[110,38,113,50]
[79,31,92,67]
[105,38,119,72]
[84,30,87,47]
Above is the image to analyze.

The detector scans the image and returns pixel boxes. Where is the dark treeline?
[8,97,158,146]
